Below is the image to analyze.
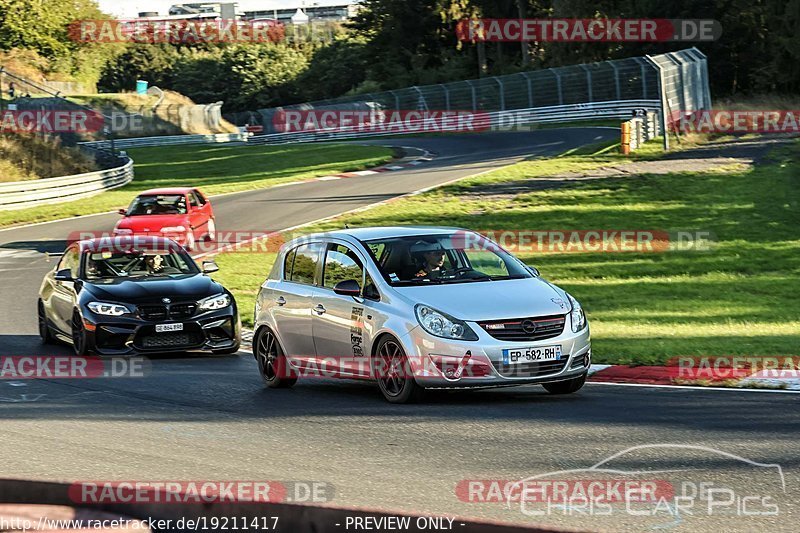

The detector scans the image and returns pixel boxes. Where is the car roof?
[300,226,469,243]
[138,187,195,196]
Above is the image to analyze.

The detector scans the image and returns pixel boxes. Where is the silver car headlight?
[415,305,478,341]
[87,302,131,316]
[566,293,587,332]
[199,293,231,311]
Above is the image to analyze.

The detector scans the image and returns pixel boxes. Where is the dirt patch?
[463,136,795,199]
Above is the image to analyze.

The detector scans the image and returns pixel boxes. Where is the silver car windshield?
[361,234,533,285]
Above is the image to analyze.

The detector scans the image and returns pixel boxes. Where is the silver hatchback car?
[253,226,591,403]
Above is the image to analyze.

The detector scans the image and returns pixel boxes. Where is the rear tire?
[254,327,296,389]
[38,301,54,344]
[373,336,424,404]
[542,373,586,395]
[205,218,216,242]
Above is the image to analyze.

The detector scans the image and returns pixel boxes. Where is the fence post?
[495,77,505,111]
[609,62,621,100]
[439,84,450,111]
[465,80,477,111]
[580,65,593,102]
[645,55,669,150]
[522,72,534,108]
[553,70,563,105]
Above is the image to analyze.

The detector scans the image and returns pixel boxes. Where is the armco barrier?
[80,132,249,150]
[0,478,556,533]
[0,157,133,211]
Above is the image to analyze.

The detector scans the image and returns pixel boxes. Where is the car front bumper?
[398,321,591,388]
[81,306,241,356]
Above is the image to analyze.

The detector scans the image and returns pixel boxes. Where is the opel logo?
[521,320,537,334]
[162,298,171,304]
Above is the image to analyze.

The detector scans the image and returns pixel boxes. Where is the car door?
[312,242,380,378]
[50,246,81,333]
[187,191,208,239]
[270,242,324,362]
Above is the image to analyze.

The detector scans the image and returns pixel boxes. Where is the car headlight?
[87,302,131,316]
[113,228,133,235]
[415,304,478,341]
[566,293,587,333]
[161,226,186,233]
[199,293,231,311]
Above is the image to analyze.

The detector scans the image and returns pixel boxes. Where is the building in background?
[167,2,240,18]
[243,3,358,23]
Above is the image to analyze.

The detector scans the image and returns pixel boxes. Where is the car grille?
[478,314,566,342]
[493,358,569,378]
[138,303,197,321]
[139,332,203,349]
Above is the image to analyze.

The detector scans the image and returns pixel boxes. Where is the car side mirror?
[54,268,73,282]
[118,208,127,216]
[333,279,361,297]
[202,260,219,274]
[528,266,540,277]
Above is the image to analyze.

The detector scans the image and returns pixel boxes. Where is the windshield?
[83,249,199,279]
[361,233,533,285]
[126,194,187,216]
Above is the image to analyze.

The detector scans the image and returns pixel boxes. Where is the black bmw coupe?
[38,236,240,356]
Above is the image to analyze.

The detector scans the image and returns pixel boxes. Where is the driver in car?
[415,249,447,278]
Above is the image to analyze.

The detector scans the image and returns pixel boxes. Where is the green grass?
[0,143,394,228]
[213,138,799,364]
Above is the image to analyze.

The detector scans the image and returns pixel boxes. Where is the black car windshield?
[126,194,187,215]
[362,233,533,285]
[83,250,199,279]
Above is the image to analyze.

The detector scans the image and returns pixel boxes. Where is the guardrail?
[80,132,249,150]
[0,155,133,211]
[248,100,660,145]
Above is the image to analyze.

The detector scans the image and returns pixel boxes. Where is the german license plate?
[502,345,562,364]
[155,323,184,333]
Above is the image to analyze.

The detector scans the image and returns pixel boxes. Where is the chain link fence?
[238,47,709,148]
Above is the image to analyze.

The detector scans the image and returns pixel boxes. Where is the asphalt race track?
[1,129,797,532]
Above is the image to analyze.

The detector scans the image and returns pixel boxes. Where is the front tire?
[205,218,216,242]
[373,336,424,404]
[254,327,296,388]
[542,373,586,394]
[71,310,89,356]
[38,301,54,344]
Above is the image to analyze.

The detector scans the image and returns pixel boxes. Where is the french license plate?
[155,323,184,333]
[502,345,562,364]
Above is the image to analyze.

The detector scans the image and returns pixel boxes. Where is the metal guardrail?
[80,132,249,150]
[0,156,133,211]
[248,100,659,145]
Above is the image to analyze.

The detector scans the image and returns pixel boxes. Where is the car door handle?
[313,304,326,315]
[276,296,286,306]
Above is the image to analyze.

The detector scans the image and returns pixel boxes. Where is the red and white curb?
[308,147,434,182]
[587,364,800,391]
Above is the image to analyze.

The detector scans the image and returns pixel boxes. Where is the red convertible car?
[114,188,216,250]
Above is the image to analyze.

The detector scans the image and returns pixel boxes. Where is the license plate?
[155,323,183,333]
[502,345,562,364]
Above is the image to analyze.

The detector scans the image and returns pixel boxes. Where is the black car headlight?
[87,302,132,316]
[566,293,587,333]
[415,304,478,341]
[199,293,231,311]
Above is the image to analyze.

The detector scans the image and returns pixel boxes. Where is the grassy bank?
[0,142,394,228]
[213,138,799,364]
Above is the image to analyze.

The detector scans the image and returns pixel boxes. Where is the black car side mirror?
[202,260,219,274]
[527,266,540,277]
[118,208,127,216]
[333,279,361,297]
[54,268,73,282]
